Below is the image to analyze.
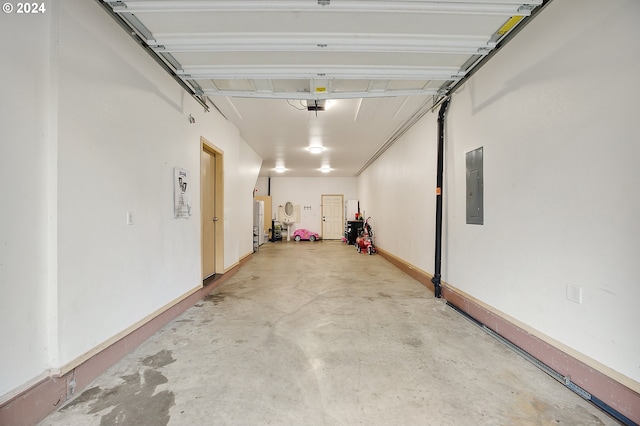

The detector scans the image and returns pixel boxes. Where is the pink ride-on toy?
[292,228,320,242]
[355,217,376,255]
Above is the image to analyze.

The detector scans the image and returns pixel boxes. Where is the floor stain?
[61,386,102,411]
[141,349,176,369]
[366,292,392,301]
[403,338,423,348]
[205,292,227,305]
[553,404,606,425]
[94,370,173,426]
[512,395,606,425]
[61,368,175,426]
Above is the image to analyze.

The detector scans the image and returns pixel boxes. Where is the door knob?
[212,217,218,221]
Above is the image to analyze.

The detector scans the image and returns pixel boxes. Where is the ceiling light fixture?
[275,165,286,173]
[320,165,331,173]
[308,146,324,154]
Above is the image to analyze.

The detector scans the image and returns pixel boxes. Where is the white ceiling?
[101,0,546,177]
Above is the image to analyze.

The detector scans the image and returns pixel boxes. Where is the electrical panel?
[466,147,484,225]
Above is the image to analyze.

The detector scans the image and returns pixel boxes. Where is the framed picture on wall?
[174,167,191,218]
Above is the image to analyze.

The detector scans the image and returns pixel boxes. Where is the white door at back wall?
[321,194,344,239]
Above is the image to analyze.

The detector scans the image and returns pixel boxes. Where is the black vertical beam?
[432,97,451,298]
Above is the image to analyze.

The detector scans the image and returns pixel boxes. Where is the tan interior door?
[201,148,216,279]
[322,194,344,239]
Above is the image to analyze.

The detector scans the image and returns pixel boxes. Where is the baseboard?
[0,257,248,426]
[0,372,51,411]
[376,247,640,425]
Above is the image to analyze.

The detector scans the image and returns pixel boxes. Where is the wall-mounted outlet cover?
[566,283,583,304]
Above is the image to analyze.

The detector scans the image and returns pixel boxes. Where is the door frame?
[201,138,224,280]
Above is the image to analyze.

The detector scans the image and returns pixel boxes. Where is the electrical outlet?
[126,211,133,225]
[566,283,582,304]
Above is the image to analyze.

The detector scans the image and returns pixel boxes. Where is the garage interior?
[1,0,638,425]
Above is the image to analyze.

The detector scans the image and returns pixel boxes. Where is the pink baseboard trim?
[0,258,247,426]
[377,248,640,425]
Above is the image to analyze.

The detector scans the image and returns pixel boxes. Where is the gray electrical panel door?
[466,147,484,225]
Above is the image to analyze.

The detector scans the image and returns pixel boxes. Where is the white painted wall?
[0,6,54,399]
[264,177,357,236]
[360,0,640,384]
[238,144,264,257]
[358,116,439,270]
[0,0,262,398]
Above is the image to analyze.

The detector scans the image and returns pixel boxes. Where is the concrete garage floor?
[40,240,618,426]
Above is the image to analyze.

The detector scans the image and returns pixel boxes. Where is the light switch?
[126,211,133,225]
